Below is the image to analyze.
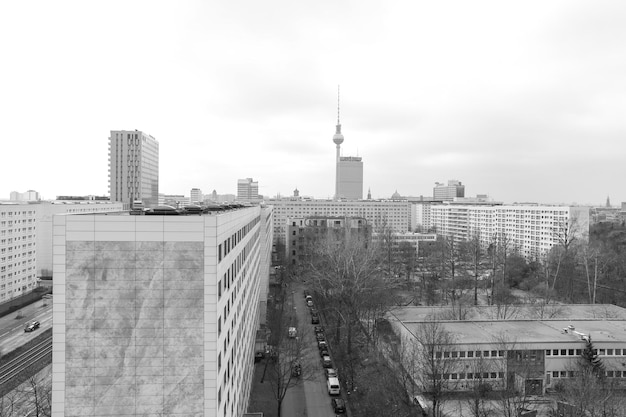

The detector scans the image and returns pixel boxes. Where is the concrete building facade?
[423,203,590,260]
[108,130,159,208]
[269,198,410,248]
[337,156,363,200]
[237,178,259,202]
[0,201,125,304]
[51,206,272,417]
[433,180,465,201]
[389,305,626,396]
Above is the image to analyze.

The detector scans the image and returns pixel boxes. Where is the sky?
[1,1,625,206]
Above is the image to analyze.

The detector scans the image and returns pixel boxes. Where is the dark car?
[318,340,328,350]
[311,315,320,324]
[314,325,324,333]
[319,346,329,357]
[24,321,40,332]
[332,398,346,413]
[322,355,333,368]
[316,332,326,341]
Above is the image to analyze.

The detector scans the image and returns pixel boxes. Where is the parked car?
[288,327,297,338]
[325,368,338,379]
[307,300,314,307]
[318,340,328,350]
[314,325,324,333]
[327,376,341,395]
[319,346,329,357]
[311,315,320,324]
[309,307,318,315]
[332,398,346,413]
[322,355,333,368]
[316,332,326,341]
[24,321,40,332]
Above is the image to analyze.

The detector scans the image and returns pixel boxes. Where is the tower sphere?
[333,133,344,145]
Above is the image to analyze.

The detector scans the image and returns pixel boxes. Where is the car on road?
[332,398,346,413]
[319,346,329,357]
[322,355,332,368]
[24,321,40,332]
[325,368,338,379]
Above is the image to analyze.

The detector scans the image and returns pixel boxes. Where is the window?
[576,349,582,355]
[546,350,552,356]
[560,371,567,378]
[560,349,567,356]
[607,349,614,355]
[467,351,474,358]
[553,371,559,378]
[568,349,574,356]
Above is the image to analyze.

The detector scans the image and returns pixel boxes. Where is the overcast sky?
[1,1,624,205]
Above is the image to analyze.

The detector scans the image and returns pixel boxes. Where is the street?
[0,299,53,356]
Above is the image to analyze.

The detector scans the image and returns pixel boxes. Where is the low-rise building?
[389,305,626,396]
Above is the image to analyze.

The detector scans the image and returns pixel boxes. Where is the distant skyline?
[1,1,625,206]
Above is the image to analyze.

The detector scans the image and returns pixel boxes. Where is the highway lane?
[0,299,53,356]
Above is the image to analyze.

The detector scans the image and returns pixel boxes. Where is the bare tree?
[460,232,486,306]
[0,390,19,417]
[410,320,457,417]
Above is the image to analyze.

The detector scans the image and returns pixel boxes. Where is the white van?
[288,327,297,338]
[327,377,340,395]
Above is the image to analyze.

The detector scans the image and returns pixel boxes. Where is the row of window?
[551,370,626,378]
[547,348,626,357]
[436,350,506,359]
[218,216,260,263]
[443,372,504,380]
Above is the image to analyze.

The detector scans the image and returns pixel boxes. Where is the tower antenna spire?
[337,85,340,125]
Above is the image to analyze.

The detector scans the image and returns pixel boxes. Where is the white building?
[337,156,363,200]
[269,197,410,246]
[108,130,159,208]
[10,190,40,202]
[426,203,590,260]
[36,200,125,279]
[237,178,259,201]
[389,305,626,396]
[52,205,272,417]
[0,200,125,304]
[433,180,465,201]
[0,203,37,303]
[190,188,203,204]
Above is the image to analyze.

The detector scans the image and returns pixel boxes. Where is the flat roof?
[397,319,626,346]
[390,305,626,346]
[390,304,626,323]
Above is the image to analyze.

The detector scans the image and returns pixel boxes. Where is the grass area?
[247,360,278,417]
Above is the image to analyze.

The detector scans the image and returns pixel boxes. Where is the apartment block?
[269,198,410,247]
[51,205,272,417]
[108,130,159,208]
[429,203,590,259]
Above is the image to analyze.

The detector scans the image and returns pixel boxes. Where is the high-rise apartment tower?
[108,130,159,208]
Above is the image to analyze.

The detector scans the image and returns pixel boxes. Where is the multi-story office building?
[0,203,38,303]
[52,205,272,417]
[269,197,410,247]
[190,188,203,204]
[433,180,465,201]
[337,156,363,200]
[0,200,125,303]
[237,178,259,202]
[428,203,590,260]
[108,130,159,208]
[389,305,626,395]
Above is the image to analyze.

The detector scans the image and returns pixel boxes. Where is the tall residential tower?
[108,130,159,208]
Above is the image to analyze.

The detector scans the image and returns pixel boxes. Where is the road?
[0,298,53,356]
[290,281,343,417]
